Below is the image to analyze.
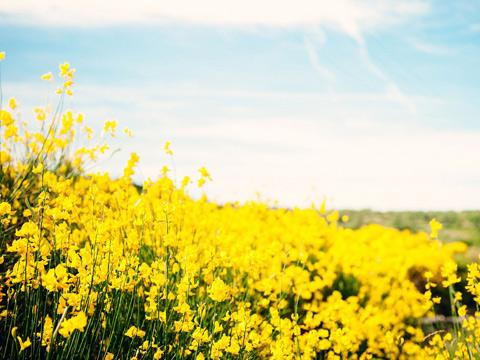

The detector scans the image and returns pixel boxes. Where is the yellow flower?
[198,166,211,180]
[161,165,170,177]
[59,62,70,77]
[159,311,166,323]
[0,110,14,126]
[59,312,88,338]
[125,326,146,339]
[458,305,467,317]
[208,278,231,302]
[153,348,164,359]
[441,261,461,287]
[0,51,5,61]
[213,321,223,333]
[0,202,12,216]
[34,107,47,121]
[8,97,17,110]
[318,339,331,350]
[124,127,133,137]
[41,72,53,81]
[32,163,44,174]
[164,141,173,155]
[123,152,140,179]
[35,315,54,346]
[105,353,114,360]
[76,113,84,124]
[17,336,31,352]
[103,120,117,136]
[0,150,11,164]
[429,218,442,239]
[196,166,212,187]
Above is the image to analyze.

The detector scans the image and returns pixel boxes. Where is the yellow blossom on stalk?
[199,166,211,179]
[159,311,166,323]
[0,110,14,126]
[123,152,139,179]
[84,126,94,139]
[164,141,173,155]
[161,165,170,177]
[198,166,212,187]
[103,120,117,136]
[41,72,53,81]
[441,261,461,287]
[4,124,18,140]
[0,51,5,61]
[125,326,146,339]
[76,113,84,124]
[0,150,11,164]
[37,315,54,346]
[153,348,164,359]
[181,176,191,188]
[213,321,223,333]
[8,98,17,110]
[429,218,442,239]
[208,278,231,302]
[17,336,31,352]
[105,353,114,360]
[59,311,88,338]
[454,291,462,303]
[99,144,109,154]
[34,107,47,121]
[32,163,44,174]
[59,62,70,77]
[0,202,12,216]
[124,127,133,137]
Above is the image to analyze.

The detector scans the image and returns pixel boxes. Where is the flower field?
[1,58,480,359]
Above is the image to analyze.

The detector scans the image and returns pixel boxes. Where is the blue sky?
[1,0,480,210]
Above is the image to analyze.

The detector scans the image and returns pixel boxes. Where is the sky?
[0,0,479,210]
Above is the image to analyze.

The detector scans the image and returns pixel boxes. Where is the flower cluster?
[0,57,475,359]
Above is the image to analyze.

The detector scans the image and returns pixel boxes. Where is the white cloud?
[1,0,428,37]
[4,81,477,211]
[356,43,417,113]
[144,118,480,211]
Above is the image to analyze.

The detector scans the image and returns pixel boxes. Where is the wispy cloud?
[409,38,453,55]
[303,37,336,83]
[1,0,428,35]
[357,43,417,113]
[470,23,480,32]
